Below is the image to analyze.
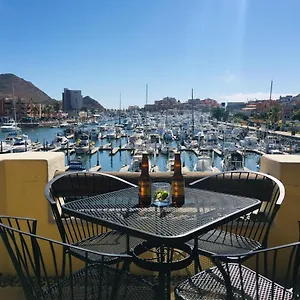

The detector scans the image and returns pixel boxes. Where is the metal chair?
[175,238,300,299]
[0,216,156,300]
[188,171,285,257]
[45,171,143,264]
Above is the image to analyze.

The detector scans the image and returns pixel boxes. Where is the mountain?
[82,96,105,111]
[0,73,55,104]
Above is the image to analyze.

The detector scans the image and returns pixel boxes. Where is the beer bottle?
[172,152,185,207]
[138,153,151,207]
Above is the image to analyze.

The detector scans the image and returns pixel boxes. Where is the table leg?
[193,237,201,273]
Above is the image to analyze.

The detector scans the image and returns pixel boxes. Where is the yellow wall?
[0,152,65,274]
[261,154,300,246]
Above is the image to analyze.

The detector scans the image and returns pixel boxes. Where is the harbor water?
[0,126,261,172]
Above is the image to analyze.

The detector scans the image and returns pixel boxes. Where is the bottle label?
[172,181,185,196]
[139,181,151,196]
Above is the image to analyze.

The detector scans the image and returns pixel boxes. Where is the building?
[226,102,246,113]
[255,100,279,115]
[0,97,29,119]
[281,102,295,123]
[62,88,83,113]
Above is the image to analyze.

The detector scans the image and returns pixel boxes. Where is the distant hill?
[82,96,105,111]
[0,73,55,104]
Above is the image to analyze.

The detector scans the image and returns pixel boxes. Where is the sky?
[0,0,300,108]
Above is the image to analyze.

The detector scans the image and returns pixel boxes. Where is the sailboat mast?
[145,84,148,126]
[119,92,121,124]
[12,82,17,122]
[192,88,195,136]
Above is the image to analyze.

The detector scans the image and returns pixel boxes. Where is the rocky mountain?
[0,73,55,104]
[82,96,105,111]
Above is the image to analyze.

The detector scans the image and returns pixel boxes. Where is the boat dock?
[89,165,102,172]
[90,147,100,155]
[109,147,119,156]
[213,148,223,156]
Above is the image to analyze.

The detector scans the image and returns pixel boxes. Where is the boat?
[127,154,154,172]
[167,151,175,172]
[193,154,215,172]
[0,141,13,153]
[221,150,244,171]
[68,158,86,171]
[127,154,143,172]
[53,134,69,148]
[0,119,21,132]
[75,133,95,155]
[12,134,32,152]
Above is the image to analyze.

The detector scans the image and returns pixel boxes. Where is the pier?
[109,147,119,156]
[213,148,222,156]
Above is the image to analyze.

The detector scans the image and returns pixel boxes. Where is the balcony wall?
[0,152,300,299]
[261,154,300,246]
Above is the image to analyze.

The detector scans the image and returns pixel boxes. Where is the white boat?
[0,141,13,153]
[167,151,175,172]
[127,154,143,172]
[53,134,69,150]
[193,155,214,172]
[12,134,32,152]
[1,120,21,132]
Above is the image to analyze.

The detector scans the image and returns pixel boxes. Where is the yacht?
[53,134,69,150]
[193,154,215,172]
[75,133,95,155]
[0,120,21,132]
[0,141,13,153]
[221,150,244,171]
[68,157,86,171]
[12,134,32,152]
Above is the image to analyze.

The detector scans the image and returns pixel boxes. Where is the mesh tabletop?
[62,187,260,244]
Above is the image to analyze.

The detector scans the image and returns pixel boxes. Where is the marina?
[1,110,295,173]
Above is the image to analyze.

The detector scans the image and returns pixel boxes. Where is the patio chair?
[0,215,156,300]
[175,236,300,299]
[188,171,285,258]
[45,171,143,264]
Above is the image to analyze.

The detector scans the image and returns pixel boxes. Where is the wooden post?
[67,141,70,165]
[97,148,100,166]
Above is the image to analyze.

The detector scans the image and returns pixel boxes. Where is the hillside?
[0,73,55,104]
[83,96,105,111]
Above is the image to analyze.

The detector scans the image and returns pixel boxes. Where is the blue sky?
[0,0,299,108]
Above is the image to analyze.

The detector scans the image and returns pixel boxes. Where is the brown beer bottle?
[172,152,185,207]
[138,153,151,207]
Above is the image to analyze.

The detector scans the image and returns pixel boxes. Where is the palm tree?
[268,106,281,129]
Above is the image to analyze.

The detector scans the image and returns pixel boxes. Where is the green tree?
[268,106,280,124]
[211,107,223,121]
[233,112,248,121]
[292,110,300,121]
[54,102,60,113]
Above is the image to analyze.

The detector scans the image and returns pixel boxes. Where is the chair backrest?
[212,239,300,299]
[189,171,285,246]
[45,172,137,244]
[0,216,132,300]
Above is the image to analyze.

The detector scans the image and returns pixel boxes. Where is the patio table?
[62,186,261,300]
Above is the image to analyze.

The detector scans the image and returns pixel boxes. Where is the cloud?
[220,71,238,84]
[219,92,291,102]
